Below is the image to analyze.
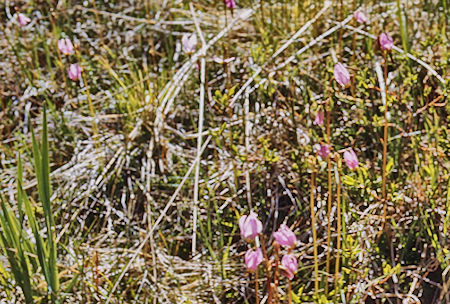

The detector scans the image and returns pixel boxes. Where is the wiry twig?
[190,2,207,257]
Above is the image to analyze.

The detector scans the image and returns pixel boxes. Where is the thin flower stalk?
[260,237,272,303]
[273,242,280,302]
[325,96,333,295]
[338,0,344,59]
[288,280,292,304]
[309,158,319,297]
[255,270,259,304]
[287,247,293,304]
[382,50,389,228]
[334,157,342,303]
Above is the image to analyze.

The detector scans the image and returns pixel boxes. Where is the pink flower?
[17,13,31,27]
[318,144,331,159]
[239,212,263,242]
[281,254,298,280]
[343,148,358,170]
[313,110,324,126]
[245,248,263,272]
[379,32,394,51]
[334,62,350,88]
[181,33,197,54]
[67,63,81,81]
[58,38,74,56]
[273,224,296,248]
[353,11,367,23]
[225,0,236,9]
[213,56,236,64]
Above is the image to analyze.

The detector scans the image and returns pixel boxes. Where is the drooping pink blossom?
[244,248,263,272]
[318,144,331,159]
[334,62,351,88]
[314,110,324,126]
[343,148,359,170]
[239,212,263,242]
[67,63,81,81]
[58,38,74,56]
[181,33,197,54]
[17,13,31,27]
[281,254,298,280]
[379,32,394,51]
[273,224,296,248]
[353,11,368,23]
[225,0,236,9]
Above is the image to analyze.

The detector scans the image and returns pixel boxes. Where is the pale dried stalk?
[190,2,206,257]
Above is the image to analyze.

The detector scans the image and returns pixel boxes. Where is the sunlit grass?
[0,0,448,303]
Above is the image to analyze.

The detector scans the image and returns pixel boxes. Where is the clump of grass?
[0,108,58,303]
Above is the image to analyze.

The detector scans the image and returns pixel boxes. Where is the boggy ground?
[0,0,448,303]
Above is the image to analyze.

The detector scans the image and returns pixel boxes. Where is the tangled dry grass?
[0,0,448,303]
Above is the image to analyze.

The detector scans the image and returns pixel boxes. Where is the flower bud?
[281,254,298,280]
[353,11,367,23]
[181,33,197,54]
[334,62,351,88]
[273,224,296,248]
[17,13,31,27]
[245,248,263,272]
[343,148,359,170]
[58,38,74,56]
[314,110,324,126]
[239,212,263,242]
[318,144,331,159]
[379,32,394,51]
[68,63,81,81]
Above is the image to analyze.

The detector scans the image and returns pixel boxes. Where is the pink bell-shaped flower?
[67,63,81,81]
[273,224,297,248]
[239,212,263,242]
[58,38,74,55]
[353,11,367,23]
[17,13,31,27]
[181,33,197,54]
[281,254,298,280]
[334,62,351,88]
[343,148,359,170]
[318,144,331,159]
[313,110,324,126]
[379,32,394,51]
[225,0,236,9]
[244,248,263,272]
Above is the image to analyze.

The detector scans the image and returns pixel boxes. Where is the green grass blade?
[31,107,59,294]
[18,157,51,288]
[0,196,34,303]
